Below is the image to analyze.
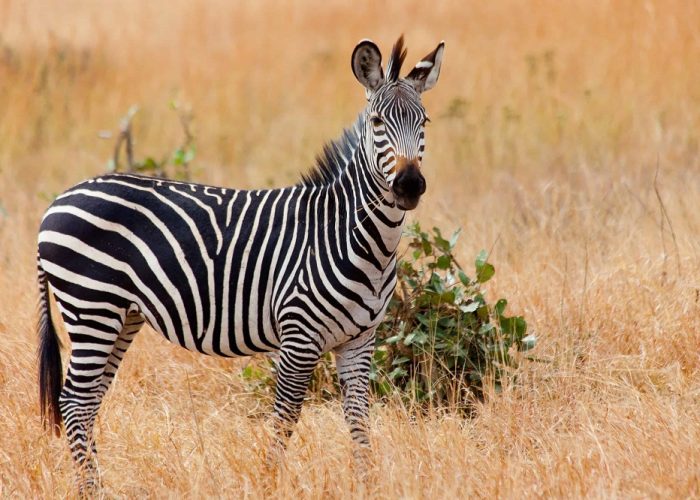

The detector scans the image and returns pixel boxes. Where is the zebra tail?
[37,257,63,436]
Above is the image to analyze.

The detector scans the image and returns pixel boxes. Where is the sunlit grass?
[0,0,699,497]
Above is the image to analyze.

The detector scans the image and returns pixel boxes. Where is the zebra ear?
[405,41,445,93]
[352,39,384,93]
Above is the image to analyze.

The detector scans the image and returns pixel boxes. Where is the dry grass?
[1,0,699,497]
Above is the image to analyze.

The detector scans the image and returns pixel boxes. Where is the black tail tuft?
[37,262,63,435]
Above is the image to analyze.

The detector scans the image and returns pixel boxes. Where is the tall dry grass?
[0,0,699,497]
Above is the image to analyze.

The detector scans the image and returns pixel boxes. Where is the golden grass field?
[1,0,699,497]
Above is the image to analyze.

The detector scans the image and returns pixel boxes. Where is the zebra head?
[352,35,444,211]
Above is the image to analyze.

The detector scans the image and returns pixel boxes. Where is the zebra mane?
[298,114,365,187]
[386,35,407,83]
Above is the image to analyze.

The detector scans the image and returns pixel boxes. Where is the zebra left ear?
[405,41,445,93]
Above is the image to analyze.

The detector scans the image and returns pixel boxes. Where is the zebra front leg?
[267,336,322,465]
[334,330,375,469]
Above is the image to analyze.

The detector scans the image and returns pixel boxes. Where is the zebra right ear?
[352,40,384,94]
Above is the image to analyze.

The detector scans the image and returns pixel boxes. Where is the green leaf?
[136,157,159,172]
[392,356,410,366]
[495,298,508,316]
[449,229,462,250]
[458,270,471,286]
[373,380,392,396]
[433,227,451,252]
[427,272,445,293]
[475,250,496,283]
[436,254,452,270]
[520,333,537,351]
[404,329,429,346]
[411,330,429,345]
[399,261,414,275]
[436,290,456,304]
[516,317,527,336]
[478,323,495,335]
[475,249,488,268]
[421,237,432,256]
[499,317,515,336]
[184,145,196,163]
[372,348,387,363]
[476,262,495,283]
[460,301,480,313]
[242,365,264,380]
[405,221,421,237]
[416,313,430,328]
[438,316,457,328]
[388,367,408,380]
[172,148,185,166]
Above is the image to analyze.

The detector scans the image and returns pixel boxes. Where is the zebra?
[37,35,444,489]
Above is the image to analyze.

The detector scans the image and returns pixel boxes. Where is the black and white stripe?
[38,35,444,490]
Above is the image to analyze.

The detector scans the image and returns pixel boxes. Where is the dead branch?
[113,105,139,172]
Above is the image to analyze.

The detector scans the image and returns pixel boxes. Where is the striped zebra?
[38,35,444,489]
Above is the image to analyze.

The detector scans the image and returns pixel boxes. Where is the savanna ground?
[1,0,699,497]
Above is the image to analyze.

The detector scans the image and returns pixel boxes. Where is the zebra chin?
[394,195,422,211]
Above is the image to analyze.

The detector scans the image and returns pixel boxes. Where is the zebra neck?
[327,146,405,274]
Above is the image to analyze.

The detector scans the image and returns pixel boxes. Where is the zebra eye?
[422,116,431,127]
[370,115,384,128]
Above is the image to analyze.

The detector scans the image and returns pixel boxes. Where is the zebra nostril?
[393,169,407,194]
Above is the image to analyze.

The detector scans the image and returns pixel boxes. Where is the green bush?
[369,223,532,410]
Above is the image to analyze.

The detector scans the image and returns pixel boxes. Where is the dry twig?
[653,158,682,280]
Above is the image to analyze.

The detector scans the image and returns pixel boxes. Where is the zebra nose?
[393,164,426,198]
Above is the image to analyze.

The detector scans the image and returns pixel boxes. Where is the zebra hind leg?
[58,306,143,493]
[100,310,144,395]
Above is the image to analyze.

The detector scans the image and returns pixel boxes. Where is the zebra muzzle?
[392,159,426,210]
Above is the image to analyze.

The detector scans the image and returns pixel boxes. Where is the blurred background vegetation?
[1,1,698,187]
